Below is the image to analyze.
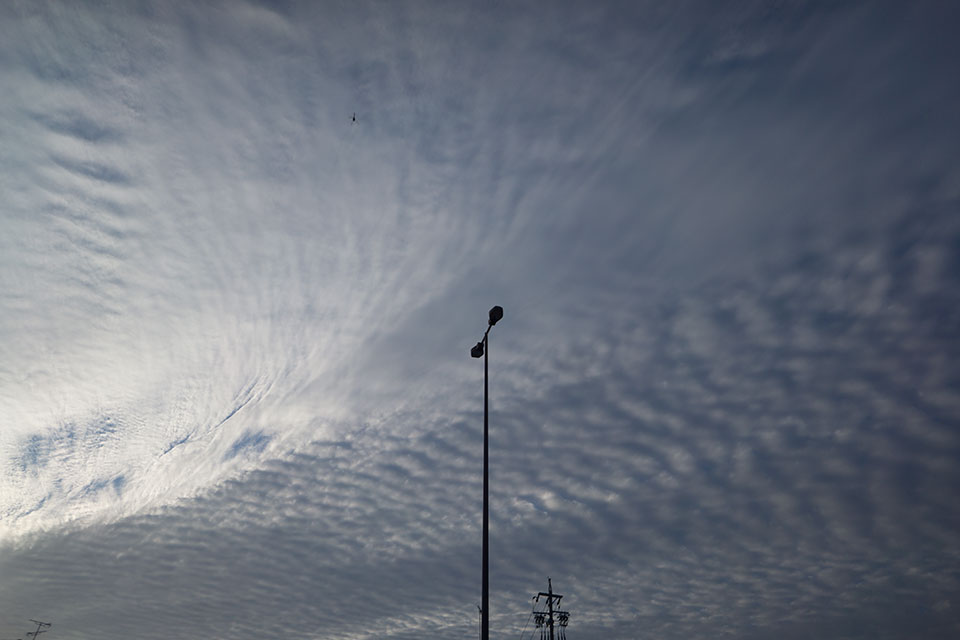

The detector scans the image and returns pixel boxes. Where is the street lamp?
[471,305,503,640]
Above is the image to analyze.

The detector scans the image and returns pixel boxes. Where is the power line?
[517,603,539,640]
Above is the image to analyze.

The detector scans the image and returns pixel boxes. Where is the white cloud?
[2,1,960,639]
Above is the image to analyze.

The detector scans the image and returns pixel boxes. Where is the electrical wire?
[520,600,548,640]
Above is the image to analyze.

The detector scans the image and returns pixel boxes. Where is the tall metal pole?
[472,305,502,640]
[482,329,489,640]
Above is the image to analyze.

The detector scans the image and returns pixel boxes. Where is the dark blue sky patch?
[80,477,112,498]
[17,423,78,472]
[162,434,191,456]
[19,434,50,472]
[76,474,126,498]
[216,401,249,429]
[225,431,272,461]
[15,494,50,521]
[213,382,259,431]
[88,414,119,441]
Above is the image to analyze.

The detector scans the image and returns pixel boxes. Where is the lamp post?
[471,305,503,640]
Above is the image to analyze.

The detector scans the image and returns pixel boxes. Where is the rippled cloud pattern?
[1,2,959,639]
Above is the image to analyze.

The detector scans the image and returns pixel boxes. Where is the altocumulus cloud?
[2,1,960,639]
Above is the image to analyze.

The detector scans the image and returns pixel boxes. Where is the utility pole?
[533,578,570,640]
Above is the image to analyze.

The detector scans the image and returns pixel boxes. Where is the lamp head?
[471,341,485,358]
[488,305,503,326]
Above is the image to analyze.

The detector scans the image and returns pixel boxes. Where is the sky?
[1,1,959,638]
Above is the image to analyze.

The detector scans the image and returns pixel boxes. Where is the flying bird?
[351,112,357,124]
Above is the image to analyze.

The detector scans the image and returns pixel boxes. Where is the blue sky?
[1,1,959,639]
